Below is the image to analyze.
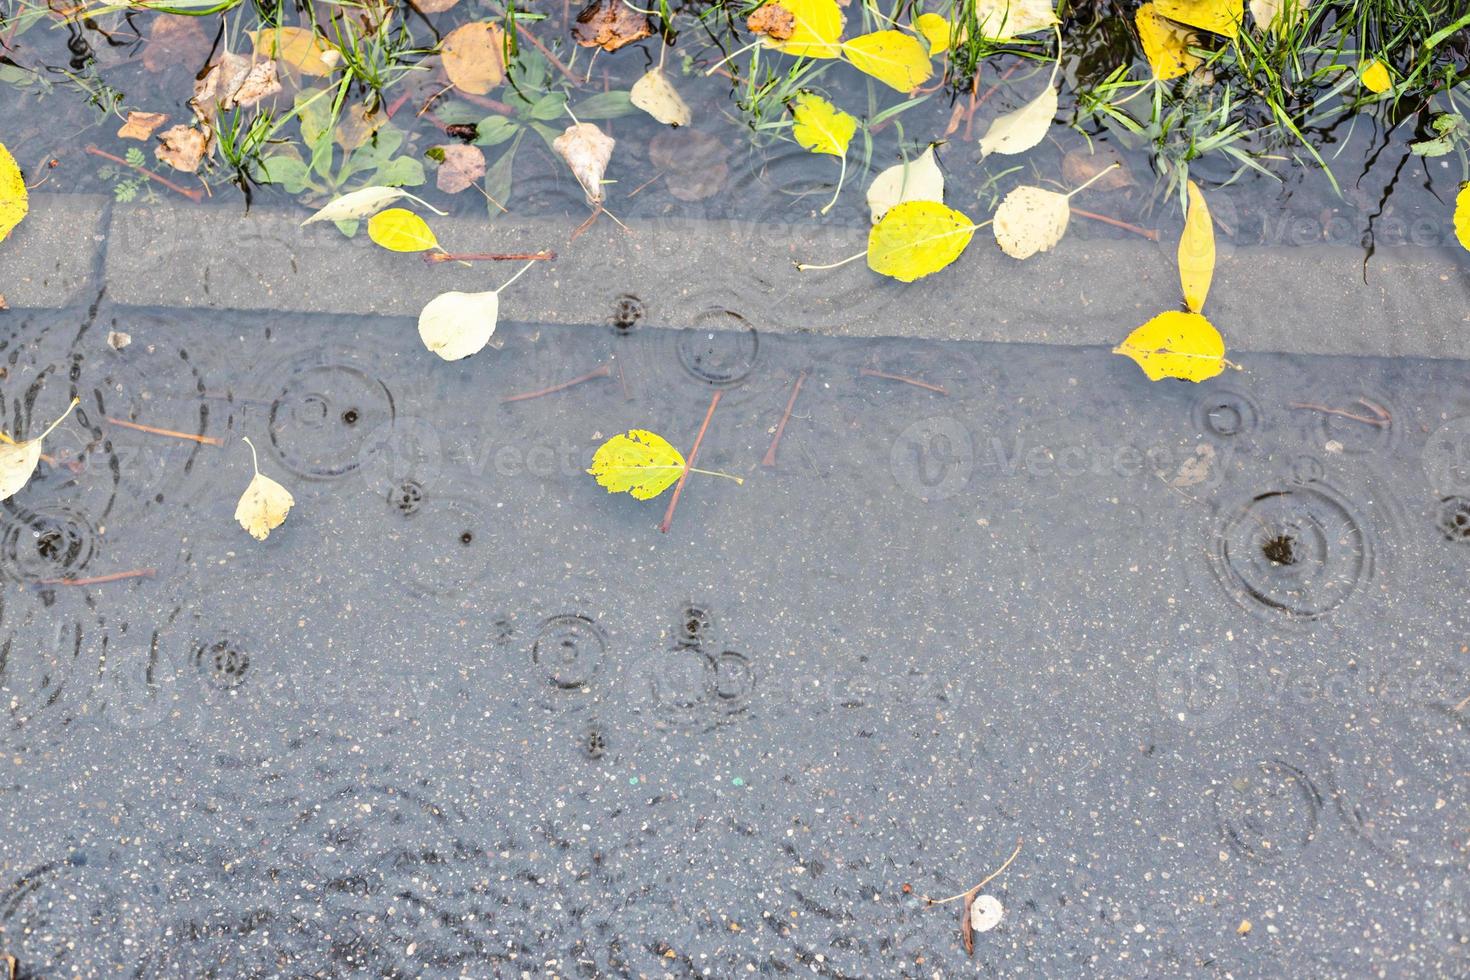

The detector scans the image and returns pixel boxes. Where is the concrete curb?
[4,193,1467,359]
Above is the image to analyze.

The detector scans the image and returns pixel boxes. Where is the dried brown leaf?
[154,125,207,173]
[573,0,654,51]
[410,0,461,11]
[118,111,169,142]
[434,143,487,193]
[746,3,797,40]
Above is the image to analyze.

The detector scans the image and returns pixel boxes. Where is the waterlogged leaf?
[791,93,856,156]
[842,30,934,92]
[553,122,615,205]
[915,13,951,54]
[368,208,439,252]
[1061,145,1135,191]
[867,144,944,223]
[1113,310,1227,382]
[1154,0,1243,38]
[1179,180,1215,313]
[631,68,692,127]
[155,125,208,173]
[649,128,729,202]
[411,0,461,11]
[249,27,335,76]
[978,83,1057,157]
[0,399,76,501]
[442,21,506,95]
[434,143,486,193]
[1360,59,1391,94]
[756,0,844,59]
[1455,184,1470,253]
[1137,3,1201,80]
[971,0,1058,40]
[573,0,653,52]
[418,290,499,360]
[992,185,1069,259]
[118,111,169,141]
[302,186,409,225]
[587,430,686,500]
[868,200,976,282]
[0,142,27,243]
[235,439,294,542]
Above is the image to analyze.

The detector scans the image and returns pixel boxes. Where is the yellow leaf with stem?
[1113,310,1229,382]
[234,437,295,541]
[868,200,982,281]
[0,141,28,243]
[0,398,77,501]
[587,430,742,501]
[841,30,933,92]
[1136,3,1201,80]
[1178,180,1215,312]
[368,208,440,252]
[791,92,857,214]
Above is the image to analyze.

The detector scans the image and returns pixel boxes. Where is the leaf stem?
[1064,162,1122,197]
[795,250,865,272]
[687,467,744,484]
[494,258,543,294]
[37,397,80,441]
[242,435,260,476]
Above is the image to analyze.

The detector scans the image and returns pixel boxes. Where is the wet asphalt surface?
[0,302,1467,977]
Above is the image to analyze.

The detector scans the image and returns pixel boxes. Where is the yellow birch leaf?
[1136,3,1201,80]
[1455,183,1470,253]
[1360,59,1391,94]
[1153,0,1243,38]
[368,208,439,252]
[971,0,1059,40]
[791,92,856,156]
[915,13,951,54]
[868,200,977,282]
[761,0,845,59]
[841,30,934,92]
[1178,180,1215,313]
[588,429,687,500]
[0,398,76,502]
[441,21,507,95]
[1113,310,1227,382]
[249,27,335,76]
[235,437,294,541]
[0,142,28,243]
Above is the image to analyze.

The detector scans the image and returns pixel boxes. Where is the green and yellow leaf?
[842,30,933,92]
[587,429,687,500]
[1113,310,1228,382]
[868,200,977,282]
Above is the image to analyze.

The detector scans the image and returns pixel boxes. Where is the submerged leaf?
[1153,0,1243,37]
[418,290,499,360]
[118,111,169,142]
[971,0,1058,40]
[1178,180,1215,312]
[588,430,686,500]
[756,0,844,59]
[978,83,1057,157]
[992,185,1069,259]
[842,30,934,92]
[249,27,335,76]
[1136,3,1201,80]
[573,0,654,52]
[155,125,208,174]
[631,68,692,127]
[868,200,976,282]
[1113,310,1227,382]
[1249,0,1309,32]
[442,21,506,95]
[867,145,944,223]
[791,92,856,156]
[368,208,439,252]
[553,122,616,205]
[434,143,487,193]
[302,186,408,225]
[0,142,28,243]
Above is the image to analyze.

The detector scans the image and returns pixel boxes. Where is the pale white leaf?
[979,84,1057,157]
[970,894,1004,933]
[418,290,500,361]
[554,122,615,205]
[630,68,692,127]
[866,145,944,223]
[992,184,1069,258]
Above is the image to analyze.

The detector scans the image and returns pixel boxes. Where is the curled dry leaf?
[434,143,487,193]
[0,398,76,502]
[979,82,1057,157]
[193,52,281,124]
[0,141,29,242]
[971,0,1059,40]
[631,68,692,127]
[235,438,294,541]
[1113,310,1227,382]
[649,128,728,202]
[573,0,654,52]
[1061,145,1134,192]
[554,122,616,205]
[993,185,1069,259]
[154,125,208,173]
[746,3,797,41]
[867,145,944,223]
[118,111,169,142]
[442,21,506,95]
[1154,0,1243,38]
[142,14,210,74]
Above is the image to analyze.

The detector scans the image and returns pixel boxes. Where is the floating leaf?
[1360,58,1391,94]
[417,259,541,360]
[992,185,1069,259]
[631,67,692,127]
[868,200,977,282]
[0,399,76,501]
[1136,3,1201,80]
[971,0,1058,40]
[842,30,934,92]
[0,142,27,243]
[368,208,439,252]
[1113,310,1227,382]
[442,21,506,95]
[969,895,1004,933]
[1153,0,1242,37]
[249,27,335,76]
[588,430,688,500]
[554,122,615,205]
[301,186,446,226]
[1178,180,1215,312]
[573,0,654,51]
[235,437,294,541]
[979,81,1057,157]
[1455,183,1470,253]
[756,0,844,59]
[867,144,944,223]
[791,92,856,156]
[118,111,169,141]
[915,12,951,54]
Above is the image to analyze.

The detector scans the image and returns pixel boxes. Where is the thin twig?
[924,837,1026,905]
[762,370,807,467]
[106,416,223,446]
[859,367,948,395]
[1071,208,1159,241]
[925,836,1024,957]
[424,250,557,263]
[84,145,202,203]
[36,568,156,586]
[1454,692,1469,712]
[501,364,611,403]
[660,391,722,534]
[1287,402,1390,428]
[515,22,579,86]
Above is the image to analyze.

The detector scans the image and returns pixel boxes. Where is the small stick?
[859,367,948,395]
[36,568,156,587]
[1071,209,1159,241]
[84,145,202,203]
[1287,402,1390,428]
[924,836,1024,957]
[514,22,579,86]
[453,90,518,115]
[660,391,723,534]
[762,370,807,467]
[501,364,611,403]
[1454,692,1470,712]
[424,250,556,264]
[105,416,223,446]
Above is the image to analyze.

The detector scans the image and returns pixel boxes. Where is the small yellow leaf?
[978,84,1057,157]
[0,398,77,502]
[868,200,976,282]
[915,13,951,54]
[1455,183,1470,253]
[992,185,1069,259]
[1154,0,1243,38]
[249,27,336,76]
[760,0,845,59]
[971,0,1059,40]
[631,67,692,127]
[1179,180,1215,312]
[791,93,856,156]
[588,430,687,500]
[1360,59,1391,94]
[1113,310,1227,382]
[368,208,439,252]
[0,142,28,244]
[441,21,507,95]
[842,30,934,93]
[867,145,944,223]
[1136,3,1201,80]
[235,437,294,541]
